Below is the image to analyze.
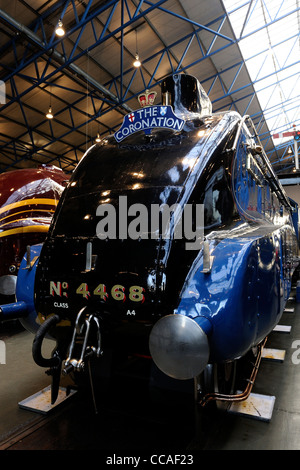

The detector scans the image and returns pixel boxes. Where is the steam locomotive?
[1,74,299,406]
[0,165,68,306]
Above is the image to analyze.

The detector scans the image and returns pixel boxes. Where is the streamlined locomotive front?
[33,107,239,363]
[0,165,68,305]
[1,74,298,407]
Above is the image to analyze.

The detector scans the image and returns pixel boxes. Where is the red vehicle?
[0,165,68,303]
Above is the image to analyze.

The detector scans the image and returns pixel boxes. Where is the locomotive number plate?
[50,281,145,303]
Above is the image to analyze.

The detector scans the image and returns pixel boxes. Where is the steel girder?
[0,0,299,173]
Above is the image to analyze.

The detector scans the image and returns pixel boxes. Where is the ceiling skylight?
[223,0,300,147]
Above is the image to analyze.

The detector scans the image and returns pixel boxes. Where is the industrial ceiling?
[0,0,299,175]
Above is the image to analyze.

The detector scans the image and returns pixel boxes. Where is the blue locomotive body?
[1,74,298,404]
[173,126,298,365]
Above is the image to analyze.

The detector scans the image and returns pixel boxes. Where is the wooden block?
[227,393,276,422]
[18,386,77,415]
[262,348,286,362]
[273,325,291,333]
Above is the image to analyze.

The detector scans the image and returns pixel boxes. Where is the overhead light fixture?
[55,19,65,37]
[133,29,141,68]
[46,106,53,119]
[133,54,141,68]
[287,146,293,154]
[95,133,101,143]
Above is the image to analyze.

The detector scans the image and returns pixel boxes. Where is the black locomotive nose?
[149,314,210,380]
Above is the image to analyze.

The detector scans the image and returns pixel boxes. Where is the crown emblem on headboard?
[138,89,157,107]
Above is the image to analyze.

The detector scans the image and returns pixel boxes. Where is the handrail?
[230,115,292,211]
[231,114,250,152]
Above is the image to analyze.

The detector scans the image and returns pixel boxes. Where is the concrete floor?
[0,321,55,439]
[0,293,300,451]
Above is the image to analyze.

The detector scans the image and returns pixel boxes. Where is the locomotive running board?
[18,385,77,415]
